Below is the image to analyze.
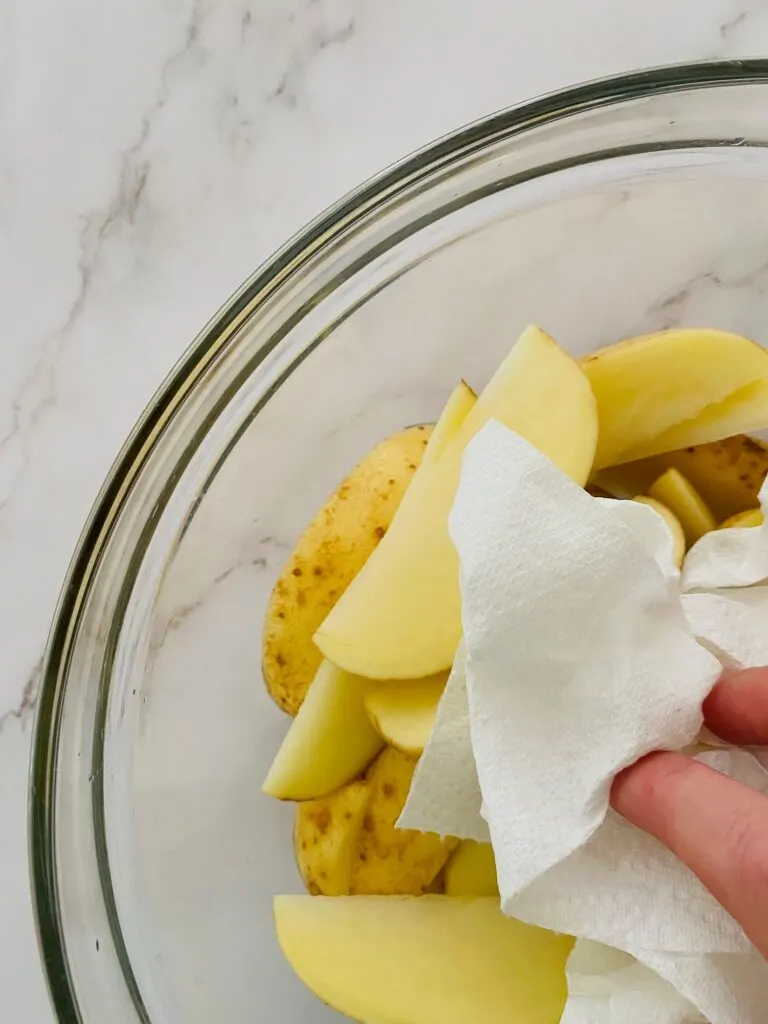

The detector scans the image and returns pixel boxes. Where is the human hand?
[611,667,768,959]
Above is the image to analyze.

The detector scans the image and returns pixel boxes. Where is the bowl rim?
[29,57,768,1023]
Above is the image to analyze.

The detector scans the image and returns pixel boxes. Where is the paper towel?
[562,941,705,1024]
[683,477,768,591]
[401,420,768,1024]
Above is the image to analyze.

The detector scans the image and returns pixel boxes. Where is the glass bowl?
[30,60,768,1023]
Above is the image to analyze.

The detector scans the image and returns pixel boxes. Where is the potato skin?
[294,781,371,896]
[263,425,432,715]
[595,434,768,520]
[294,747,456,898]
[350,747,458,897]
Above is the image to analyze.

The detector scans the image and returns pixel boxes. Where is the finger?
[611,750,768,958]
[704,667,768,745]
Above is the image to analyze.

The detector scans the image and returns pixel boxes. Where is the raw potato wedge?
[633,496,686,567]
[595,434,768,520]
[262,660,383,801]
[444,841,499,898]
[350,747,457,896]
[315,326,599,679]
[294,781,371,896]
[274,895,574,1024]
[421,380,477,465]
[263,382,477,715]
[648,468,717,546]
[721,509,763,529]
[263,425,433,715]
[363,673,448,755]
[293,746,455,897]
[583,328,768,469]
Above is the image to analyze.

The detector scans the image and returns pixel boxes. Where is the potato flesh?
[315,326,598,680]
[444,841,499,898]
[262,660,383,801]
[583,328,768,468]
[363,673,447,755]
[648,468,717,546]
[632,496,686,567]
[274,895,573,1024]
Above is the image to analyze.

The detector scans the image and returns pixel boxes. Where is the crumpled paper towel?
[400,420,768,1024]
[681,477,768,669]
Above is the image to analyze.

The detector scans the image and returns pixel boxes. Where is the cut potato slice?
[633,496,686,567]
[350,747,456,895]
[363,673,447,754]
[262,660,382,801]
[274,895,573,1024]
[444,841,499,898]
[315,326,598,679]
[593,434,768,520]
[263,425,433,715]
[648,468,717,546]
[583,329,768,469]
[294,781,371,895]
[421,380,477,466]
[720,509,763,529]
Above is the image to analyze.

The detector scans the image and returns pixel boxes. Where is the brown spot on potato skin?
[382,783,395,798]
[363,815,375,833]
[313,807,332,835]
[374,525,386,540]
[275,654,286,667]
[292,566,303,577]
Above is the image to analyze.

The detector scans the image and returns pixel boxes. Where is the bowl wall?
[32,64,768,1024]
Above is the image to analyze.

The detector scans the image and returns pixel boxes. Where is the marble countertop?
[2,0,768,1018]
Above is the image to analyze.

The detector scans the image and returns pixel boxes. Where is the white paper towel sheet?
[400,421,768,1024]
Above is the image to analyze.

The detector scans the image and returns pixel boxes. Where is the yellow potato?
[720,508,763,529]
[444,841,499,898]
[315,326,598,680]
[583,328,768,469]
[262,660,383,801]
[648,468,717,546]
[291,746,455,897]
[594,434,768,520]
[632,496,686,567]
[421,380,476,464]
[363,673,448,755]
[294,781,371,896]
[274,895,574,1024]
[263,425,432,715]
[350,746,457,896]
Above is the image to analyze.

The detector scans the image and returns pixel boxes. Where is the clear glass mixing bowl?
[30,60,768,1023]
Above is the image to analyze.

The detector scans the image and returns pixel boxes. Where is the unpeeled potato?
[594,434,768,521]
[294,781,371,896]
[263,425,433,715]
[351,747,458,896]
[294,746,457,898]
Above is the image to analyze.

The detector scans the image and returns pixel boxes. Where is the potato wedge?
[363,673,448,755]
[648,468,717,546]
[274,895,574,1024]
[583,328,768,469]
[720,509,763,529]
[294,780,371,896]
[350,747,457,896]
[262,660,383,801]
[444,841,499,898]
[263,425,433,715]
[632,496,686,567]
[595,434,768,521]
[316,326,598,680]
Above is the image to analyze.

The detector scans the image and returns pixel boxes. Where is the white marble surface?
[2,0,768,1018]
